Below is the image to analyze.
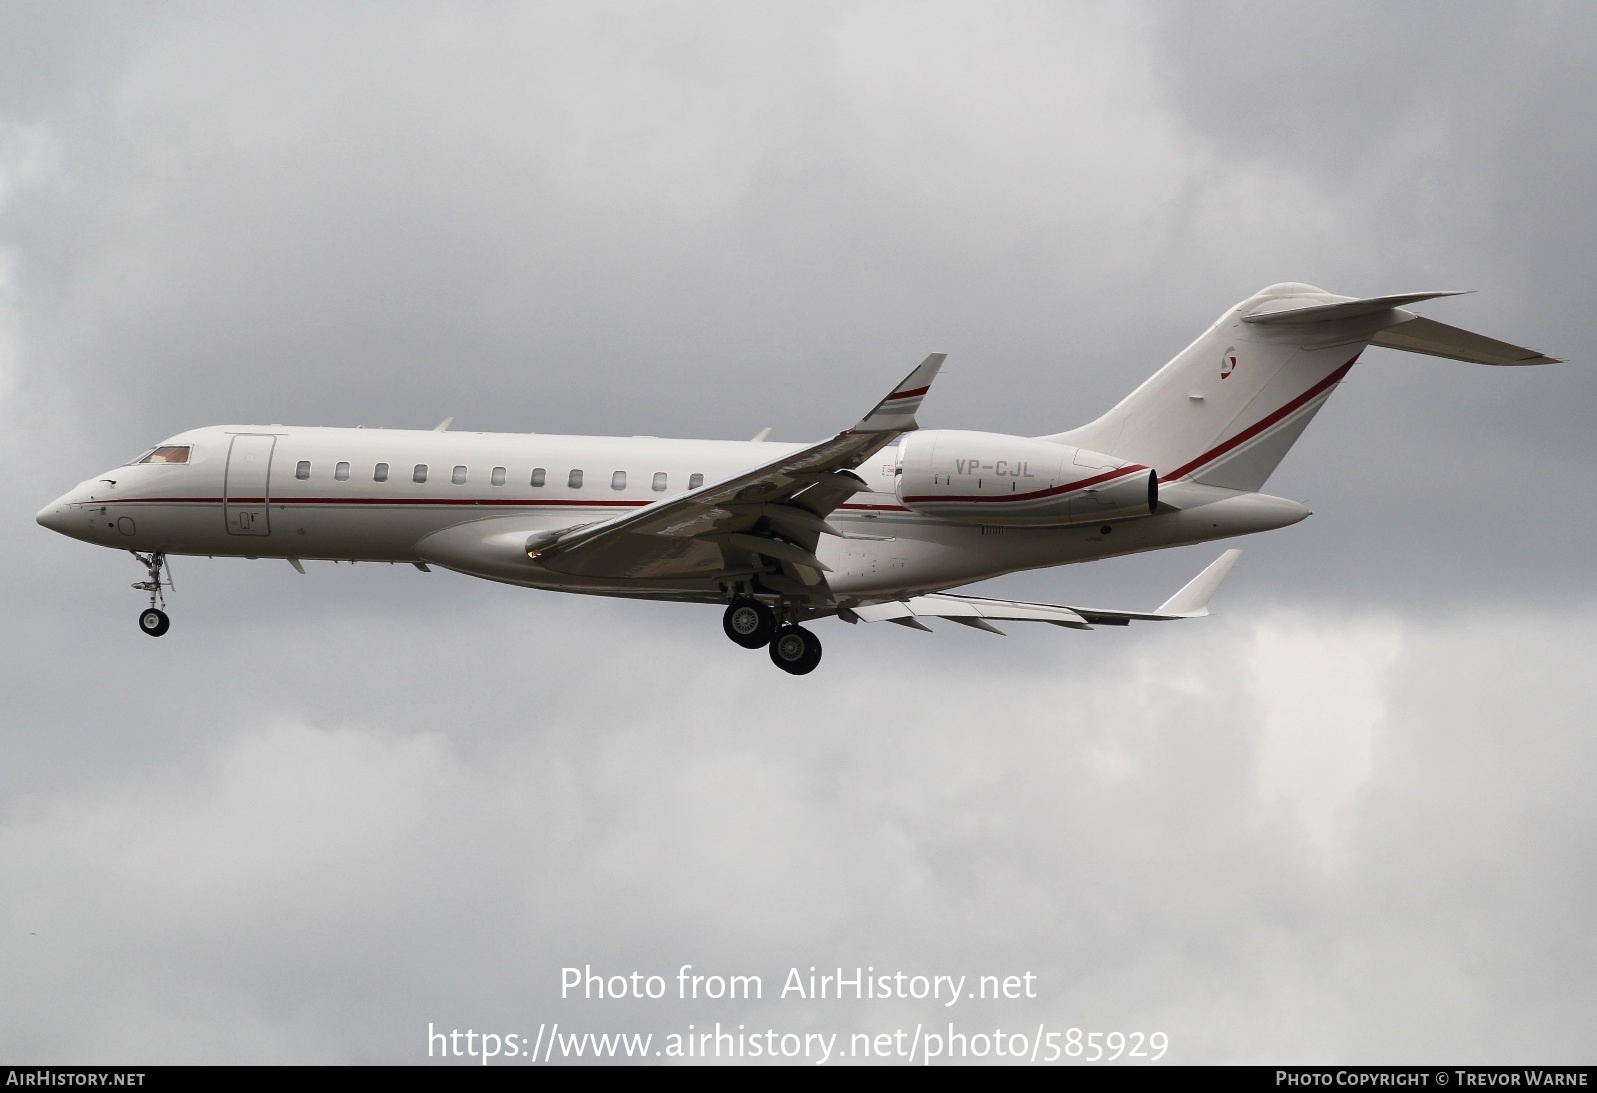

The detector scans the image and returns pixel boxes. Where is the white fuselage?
[39,424,1309,604]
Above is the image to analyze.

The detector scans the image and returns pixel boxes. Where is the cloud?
[3,602,1593,1062]
[1250,614,1402,851]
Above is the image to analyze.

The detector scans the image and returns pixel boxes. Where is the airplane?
[36,283,1560,674]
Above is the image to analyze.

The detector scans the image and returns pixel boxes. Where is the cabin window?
[652,472,668,492]
[334,461,350,481]
[139,445,191,465]
[491,466,506,486]
[296,460,311,480]
[452,465,467,485]
[567,469,583,489]
[531,468,546,487]
[374,463,389,482]
[689,473,704,489]
[413,464,428,483]
[611,471,627,490]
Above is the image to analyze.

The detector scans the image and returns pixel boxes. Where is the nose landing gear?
[132,551,172,637]
[139,606,170,636]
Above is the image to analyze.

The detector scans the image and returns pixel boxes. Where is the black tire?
[768,624,822,675]
[722,597,776,649]
[138,608,170,637]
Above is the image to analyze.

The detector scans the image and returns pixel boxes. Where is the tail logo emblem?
[1220,347,1238,379]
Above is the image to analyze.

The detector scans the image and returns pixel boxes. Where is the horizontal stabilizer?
[1242,291,1468,325]
[1241,290,1560,364]
[1370,315,1561,366]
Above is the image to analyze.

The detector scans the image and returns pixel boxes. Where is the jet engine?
[895,430,1156,526]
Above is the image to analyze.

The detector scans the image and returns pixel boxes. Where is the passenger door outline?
[224,434,275,536]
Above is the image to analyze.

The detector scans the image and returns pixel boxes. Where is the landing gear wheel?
[768,624,822,675]
[139,607,170,637]
[723,597,776,649]
[131,551,173,637]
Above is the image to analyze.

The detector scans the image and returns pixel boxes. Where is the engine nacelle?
[895,430,1156,527]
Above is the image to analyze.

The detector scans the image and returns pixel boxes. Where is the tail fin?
[1047,283,1559,492]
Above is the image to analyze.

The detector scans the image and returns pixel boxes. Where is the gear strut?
[131,551,173,636]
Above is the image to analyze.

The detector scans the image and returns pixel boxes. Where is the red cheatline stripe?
[903,464,1146,506]
[883,385,931,401]
[1158,356,1358,483]
[93,496,652,509]
[90,494,919,514]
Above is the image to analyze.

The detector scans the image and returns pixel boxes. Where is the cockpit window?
[139,445,192,464]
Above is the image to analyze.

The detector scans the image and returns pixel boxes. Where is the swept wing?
[846,550,1241,634]
[527,355,945,589]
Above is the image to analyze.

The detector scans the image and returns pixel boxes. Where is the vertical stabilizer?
[1048,284,1558,492]
[1049,284,1375,491]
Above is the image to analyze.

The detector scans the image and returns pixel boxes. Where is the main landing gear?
[721,597,823,675]
[722,597,777,648]
[767,624,823,675]
[132,551,172,637]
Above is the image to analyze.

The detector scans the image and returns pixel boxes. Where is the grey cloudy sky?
[2,0,1593,1064]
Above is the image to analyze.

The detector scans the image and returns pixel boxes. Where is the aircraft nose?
[37,490,85,536]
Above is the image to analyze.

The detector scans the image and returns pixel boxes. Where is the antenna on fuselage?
[433,417,454,432]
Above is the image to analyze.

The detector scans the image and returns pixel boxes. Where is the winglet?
[853,353,945,433]
[1155,549,1241,617]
